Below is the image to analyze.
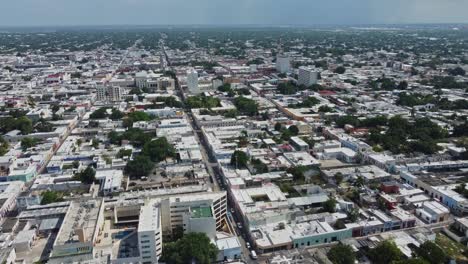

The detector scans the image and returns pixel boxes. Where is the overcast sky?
[1,0,467,26]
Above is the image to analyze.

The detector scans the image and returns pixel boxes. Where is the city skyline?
[1,0,468,26]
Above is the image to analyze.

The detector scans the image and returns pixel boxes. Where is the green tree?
[35,119,54,132]
[125,155,154,178]
[108,131,121,145]
[129,87,142,95]
[16,116,33,135]
[327,243,356,264]
[223,109,239,118]
[91,138,99,149]
[0,136,9,156]
[72,160,80,169]
[117,149,133,158]
[110,109,124,120]
[161,233,218,264]
[89,107,109,119]
[318,105,334,113]
[71,72,82,78]
[287,166,306,182]
[274,122,282,131]
[323,197,337,213]
[124,111,152,128]
[185,96,220,109]
[41,191,64,205]
[251,158,268,174]
[368,240,403,264]
[142,137,175,162]
[21,137,39,151]
[447,66,466,76]
[397,81,408,90]
[217,83,232,93]
[230,150,249,169]
[334,66,346,74]
[334,172,344,185]
[415,241,448,264]
[234,96,258,116]
[288,125,299,136]
[74,166,96,184]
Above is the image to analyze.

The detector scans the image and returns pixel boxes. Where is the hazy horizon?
[1,0,468,27]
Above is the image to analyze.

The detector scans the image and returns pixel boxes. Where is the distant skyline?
[1,0,468,26]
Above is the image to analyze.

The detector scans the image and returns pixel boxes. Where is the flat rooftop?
[139,201,160,232]
[55,199,103,245]
[191,206,213,218]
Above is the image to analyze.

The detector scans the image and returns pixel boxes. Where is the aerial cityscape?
[0,2,468,264]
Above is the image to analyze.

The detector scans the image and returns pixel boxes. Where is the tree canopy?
[230,150,249,169]
[123,111,153,128]
[323,197,337,213]
[233,96,258,116]
[41,190,64,205]
[415,241,448,264]
[327,243,356,264]
[21,137,40,151]
[0,116,33,135]
[287,166,306,182]
[0,136,9,156]
[367,240,403,264]
[334,66,346,74]
[74,166,96,184]
[125,155,154,178]
[185,96,220,109]
[142,137,176,162]
[161,233,218,264]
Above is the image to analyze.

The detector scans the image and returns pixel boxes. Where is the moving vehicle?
[250,250,257,260]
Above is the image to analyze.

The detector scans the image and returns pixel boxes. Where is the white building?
[138,201,162,264]
[298,67,319,87]
[160,191,227,235]
[95,170,124,195]
[96,85,122,102]
[415,201,450,224]
[187,69,199,94]
[276,54,291,73]
[182,206,217,239]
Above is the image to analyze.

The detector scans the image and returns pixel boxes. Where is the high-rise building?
[187,69,199,94]
[138,201,162,264]
[298,67,319,87]
[276,54,291,73]
[96,85,122,102]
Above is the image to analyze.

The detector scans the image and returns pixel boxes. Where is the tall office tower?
[298,67,319,87]
[96,85,122,102]
[96,85,107,102]
[187,69,199,94]
[108,86,122,101]
[138,201,162,264]
[276,54,291,73]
